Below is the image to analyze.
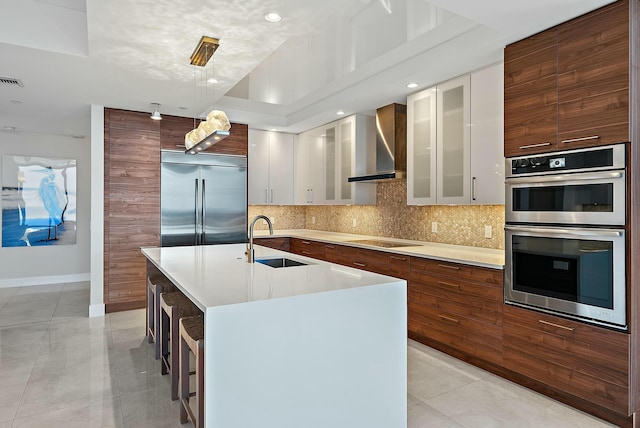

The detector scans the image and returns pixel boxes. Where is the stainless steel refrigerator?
[160,151,247,247]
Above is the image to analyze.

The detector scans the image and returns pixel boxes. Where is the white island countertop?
[141,243,407,428]
[141,243,403,312]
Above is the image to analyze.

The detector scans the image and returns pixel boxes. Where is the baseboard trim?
[89,303,106,318]
[0,273,91,288]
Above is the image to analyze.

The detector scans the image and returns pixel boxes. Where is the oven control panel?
[507,144,624,176]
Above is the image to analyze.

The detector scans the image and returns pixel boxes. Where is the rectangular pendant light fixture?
[190,36,220,67]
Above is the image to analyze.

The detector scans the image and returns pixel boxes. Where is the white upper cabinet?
[407,86,437,205]
[437,75,470,204]
[295,115,375,206]
[330,115,376,205]
[248,130,295,205]
[295,125,325,205]
[407,64,503,205]
[470,63,504,205]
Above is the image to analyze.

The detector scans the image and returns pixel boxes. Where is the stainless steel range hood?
[348,103,406,182]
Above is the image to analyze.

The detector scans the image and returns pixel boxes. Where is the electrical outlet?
[312,216,316,224]
[431,222,438,233]
[484,225,492,239]
[270,217,275,225]
[352,218,357,228]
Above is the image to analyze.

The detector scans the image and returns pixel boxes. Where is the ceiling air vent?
[0,77,24,87]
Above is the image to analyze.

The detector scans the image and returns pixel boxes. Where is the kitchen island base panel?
[204,283,407,428]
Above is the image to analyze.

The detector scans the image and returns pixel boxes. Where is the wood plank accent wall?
[104,108,248,312]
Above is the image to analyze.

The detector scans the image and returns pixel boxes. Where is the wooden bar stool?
[160,292,202,400]
[179,315,205,428]
[146,274,176,359]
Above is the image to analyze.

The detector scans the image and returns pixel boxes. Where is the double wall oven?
[504,144,627,330]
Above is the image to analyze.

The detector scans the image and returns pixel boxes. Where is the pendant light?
[184,36,231,154]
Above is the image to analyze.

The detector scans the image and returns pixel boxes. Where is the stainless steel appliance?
[504,225,626,329]
[160,151,247,246]
[505,144,626,225]
[504,143,627,330]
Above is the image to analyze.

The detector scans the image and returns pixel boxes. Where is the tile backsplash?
[249,180,505,249]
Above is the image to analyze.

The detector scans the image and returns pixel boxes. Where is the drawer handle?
[437,264,460,271]
[538,319,574,332]
[325,245,336,249]
[439,314,460,324]
[353,262,366,268]
[561,135,599,144]
[438,281,460,289]
[302,251,312,256]
[519,142,551,150]
[301,241,311,245]
[390,255,407,261]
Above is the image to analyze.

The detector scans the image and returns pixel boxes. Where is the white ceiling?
[0,0,615,139]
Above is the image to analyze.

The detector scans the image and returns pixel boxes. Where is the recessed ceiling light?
[336,110,345,115]
[3,126,16,131]
[406,82,418,88]
[10,100,22,104]
[179,106,188,110]
[71,134,85,139]
[207,78,218,84]
[264,12,282,22]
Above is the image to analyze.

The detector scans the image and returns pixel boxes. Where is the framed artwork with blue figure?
[1,155,77,247]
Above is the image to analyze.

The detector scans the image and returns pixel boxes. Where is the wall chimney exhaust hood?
[348,103,406,182]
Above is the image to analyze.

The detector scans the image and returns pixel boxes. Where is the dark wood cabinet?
[504,31,558,156]
[290,238,327,259]
[409,257,503,366]
[504,0,631,157]
[557,0,629,149]
[503,304,629,414]
[253,237,291,252]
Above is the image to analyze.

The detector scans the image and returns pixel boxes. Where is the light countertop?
[142,243,404,311]
[253,229,505,269]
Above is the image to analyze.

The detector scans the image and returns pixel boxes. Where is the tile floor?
[0,282,617,427]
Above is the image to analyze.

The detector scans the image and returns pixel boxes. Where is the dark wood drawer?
[290,238,325,259]
[410,280,502,326]
[410,257,502,287]
[503,304,629,413]
[409,303,503,366]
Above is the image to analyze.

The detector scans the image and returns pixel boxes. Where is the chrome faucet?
[247,215,273,263]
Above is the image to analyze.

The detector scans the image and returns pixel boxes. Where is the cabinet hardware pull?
[302,251,312,255]
[472,177,476,201]
[270,189,274,203]
[538,319,574,331]
[353,262,366,267]
[519,142,551,150]
[439,314,460,324]
[390,255,407,261]
[438,281,460,289]
[309,189,313,203]
[561,135,599,144]
[325,245,336,249]
[264,189,268,204]
[301,241,311,245]
[437,264,460,270]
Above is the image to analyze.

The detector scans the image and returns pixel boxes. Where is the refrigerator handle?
[201,179,206,244]
[194,178,200,245]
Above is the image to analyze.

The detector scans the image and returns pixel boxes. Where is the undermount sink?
[256,257,309,268]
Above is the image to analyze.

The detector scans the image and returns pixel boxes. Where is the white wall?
[0,131,91,286]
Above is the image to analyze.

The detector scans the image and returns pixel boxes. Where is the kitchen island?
[142,243,407,428]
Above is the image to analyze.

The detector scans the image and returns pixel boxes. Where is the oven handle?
[505,171,623,184]
[506,225,623,238]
